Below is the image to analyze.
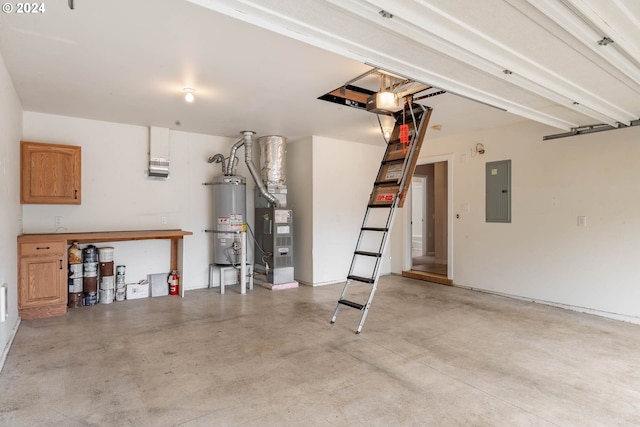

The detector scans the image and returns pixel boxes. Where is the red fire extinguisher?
[168,270,180,296]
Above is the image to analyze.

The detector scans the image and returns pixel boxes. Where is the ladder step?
[354,250,382,258]
[381,158,405,165]
[361,227,388,232]
[338,299,365,310]
[374,181,398,187]
[368,203,393,208]
[348,275,375,284]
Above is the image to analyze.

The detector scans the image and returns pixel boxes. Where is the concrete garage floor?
[1,275,640,426]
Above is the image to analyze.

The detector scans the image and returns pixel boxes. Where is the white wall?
[392,120,640,323]
[0,53,22,371]
[311,136,385,285]
[22,112,257,290]
[286,137,313,284]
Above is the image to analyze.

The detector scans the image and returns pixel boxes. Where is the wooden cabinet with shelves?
[21,141,81,204]
[18,239,67,319]
[17,229,192,319]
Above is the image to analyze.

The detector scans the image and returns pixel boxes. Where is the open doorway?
[403,156,453,285]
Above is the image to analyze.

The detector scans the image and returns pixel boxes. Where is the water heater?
[211,175,246,265]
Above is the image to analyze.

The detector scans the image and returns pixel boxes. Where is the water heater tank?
[212,175,246,265]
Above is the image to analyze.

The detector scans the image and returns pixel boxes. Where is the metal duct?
[225,135,246,176]
[258,135,287,186]
[149,126,170,178]
[243,131,280,207]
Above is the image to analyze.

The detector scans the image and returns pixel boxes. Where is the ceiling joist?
[187,0,640,132]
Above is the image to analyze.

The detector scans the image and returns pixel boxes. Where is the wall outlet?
[54,216,62,226]
[161,216,167,225]
[577,216,587,227]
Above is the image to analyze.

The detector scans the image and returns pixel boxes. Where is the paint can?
[83,291,98,306]
[82,245,98,263]
[83,262,98,277]
[100,275,115,290]
[68,292,83,308]
[115,281,126,298]
[68,242,82,264]
[68,263,83,279]
[99,289,114,304]
[99,261,114,277]
[83,276,98,293]
[98,247,114,262]
[116,265,126,275]
[68,277,83,293]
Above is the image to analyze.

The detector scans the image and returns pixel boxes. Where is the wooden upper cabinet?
[21,141,81,204]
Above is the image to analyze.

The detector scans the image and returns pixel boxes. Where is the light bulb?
[378,91,396,109]
[383,129,391,140]
[183,88,195,103]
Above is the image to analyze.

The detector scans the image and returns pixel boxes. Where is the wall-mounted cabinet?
[21,141,81,204]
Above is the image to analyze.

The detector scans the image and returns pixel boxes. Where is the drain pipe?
[243,131,280,207]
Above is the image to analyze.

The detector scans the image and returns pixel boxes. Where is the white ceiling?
[1,0,638,145]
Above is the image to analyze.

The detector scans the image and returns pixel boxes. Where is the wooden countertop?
[18,229,193,243]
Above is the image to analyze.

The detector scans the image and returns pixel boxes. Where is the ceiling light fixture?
[183,88,196,103]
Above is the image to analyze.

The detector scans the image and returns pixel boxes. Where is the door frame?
[410,175,428,258]
[403,154,454,279]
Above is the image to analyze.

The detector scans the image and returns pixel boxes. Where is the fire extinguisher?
[168,270,180,296]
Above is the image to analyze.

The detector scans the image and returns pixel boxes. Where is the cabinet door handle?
[36,246,51,250]
[74,189,78,199]
[59,259,63,270]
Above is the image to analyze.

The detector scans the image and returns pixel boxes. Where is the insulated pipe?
[226,135,247,176]
[243,131,280,207]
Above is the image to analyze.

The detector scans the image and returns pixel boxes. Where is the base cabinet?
[18,240,67,319]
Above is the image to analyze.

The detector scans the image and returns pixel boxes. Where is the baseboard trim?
[453,284,640,325]
[0,317,21,374]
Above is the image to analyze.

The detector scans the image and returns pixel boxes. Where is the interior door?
[404,159,450,282]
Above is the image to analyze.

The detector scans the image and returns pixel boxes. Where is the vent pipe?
[241,131,280,207]
[225,134,247,176]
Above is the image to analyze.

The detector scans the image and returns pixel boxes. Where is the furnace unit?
[253,136,294,285]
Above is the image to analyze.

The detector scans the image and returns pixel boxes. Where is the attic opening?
[317,67,446,114]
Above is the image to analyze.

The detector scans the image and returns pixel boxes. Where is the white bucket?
[69,263,83,279]
[98,247,115,262]
[83,262,98,277]
[100,275,115,290]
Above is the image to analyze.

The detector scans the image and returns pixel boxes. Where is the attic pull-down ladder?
[331,103,432,334]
